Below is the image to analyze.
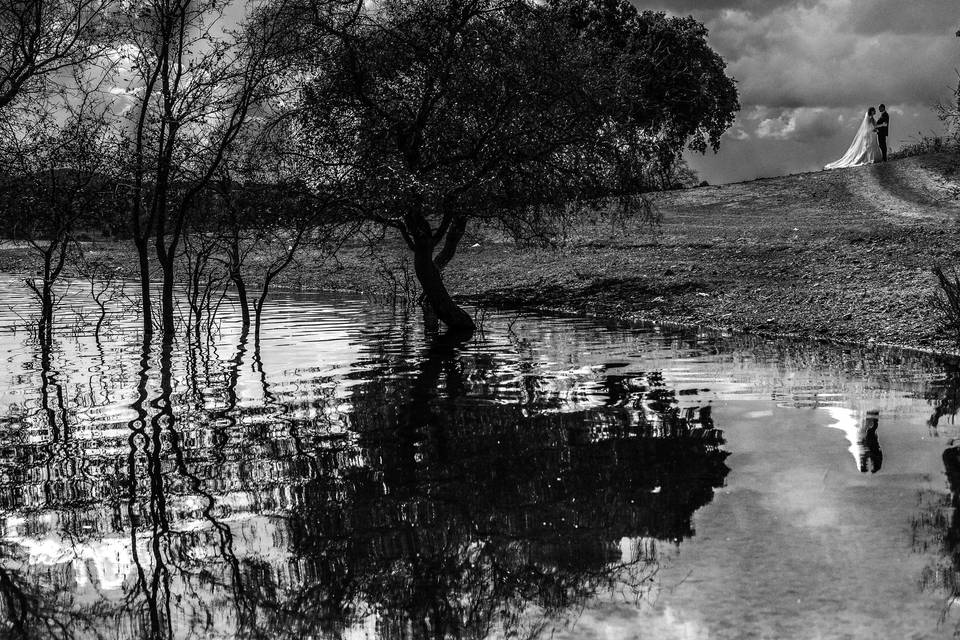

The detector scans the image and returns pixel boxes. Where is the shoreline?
[3,152,959,356]
[445,152,960,355]
[471,299,960,361]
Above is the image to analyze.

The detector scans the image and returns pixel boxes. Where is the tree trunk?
[36,248,54,344]
[135,238,153,336]
[413,244,475,333]
[160,257,176,335]
[232,271,250,328]
[434,215,467,272]
[38,282,53,344]
[253,295,266,340]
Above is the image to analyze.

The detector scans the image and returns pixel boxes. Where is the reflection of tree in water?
[913,363,960,634]
[925,363,960,435]
[0,330,122,640]
[0,320,729,639]
[914,443,960,635]
[242,332,730,639]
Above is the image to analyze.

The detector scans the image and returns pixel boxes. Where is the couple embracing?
[824,104,889,170]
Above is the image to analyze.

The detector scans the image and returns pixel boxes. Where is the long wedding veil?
[824,111,872,170]
[853,112,871,141]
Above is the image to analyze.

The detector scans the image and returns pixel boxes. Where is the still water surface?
[2,277,960,639]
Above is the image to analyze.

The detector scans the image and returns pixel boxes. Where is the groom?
[876,104,890,162]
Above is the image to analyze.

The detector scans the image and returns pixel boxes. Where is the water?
[1,277,960,639]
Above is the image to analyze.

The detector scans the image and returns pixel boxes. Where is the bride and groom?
[824,104,889,170]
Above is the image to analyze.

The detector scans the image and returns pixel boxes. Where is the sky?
[630,0,960,184]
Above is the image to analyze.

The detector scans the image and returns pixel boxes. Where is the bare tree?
[117,0,292,336]
[0,0,118,111]
[0,84,116,341]
[211,128,355,336]
[182,225,229,338]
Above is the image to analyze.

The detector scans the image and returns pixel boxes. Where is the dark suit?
[876,111,889,161]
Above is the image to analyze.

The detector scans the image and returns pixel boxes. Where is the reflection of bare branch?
[167,328,257,629]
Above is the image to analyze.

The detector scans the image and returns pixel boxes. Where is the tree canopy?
[287,0,739,331]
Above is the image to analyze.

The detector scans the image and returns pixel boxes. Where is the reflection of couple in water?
[857,410,883,474]
[824,406,883,473]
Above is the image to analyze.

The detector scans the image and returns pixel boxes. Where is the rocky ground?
[2,152,959,353]
[447,152,960,352]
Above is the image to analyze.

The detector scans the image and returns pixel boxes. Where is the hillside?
[436,152,960,352]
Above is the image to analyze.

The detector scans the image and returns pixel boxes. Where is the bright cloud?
[752,107,845,142]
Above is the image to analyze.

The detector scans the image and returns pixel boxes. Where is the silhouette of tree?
[285,0,738,332]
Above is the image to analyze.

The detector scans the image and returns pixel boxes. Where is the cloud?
[845,0,959,35]
[634,0,958,110]
[631,0,816,19]
[751,107,845,142]
[754,115,794,140]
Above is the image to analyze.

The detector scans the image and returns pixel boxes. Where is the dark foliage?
[285,0,739,330]
[938,72,960,150]
[938,30,960,149]
[930,264,960,347]
[888,134,952,160]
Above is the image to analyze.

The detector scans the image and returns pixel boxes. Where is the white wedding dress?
[824,112,881,169]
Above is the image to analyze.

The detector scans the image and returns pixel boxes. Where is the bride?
[824,107,881,169]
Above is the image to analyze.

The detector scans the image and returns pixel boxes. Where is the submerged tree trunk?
[135,238,153,336]
[32,237,70,344]
[231,268,250,329]
[225,204,250,328]
[253,290,270,340]
[38,284,53,344]
[413,243,475,333]
[159,255,176,335]
[253,297,264,339]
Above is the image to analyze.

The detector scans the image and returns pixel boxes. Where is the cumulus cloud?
[633,0,958,109]
[751,107,846,142]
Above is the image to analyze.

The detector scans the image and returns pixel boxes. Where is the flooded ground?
[1,277,960,639]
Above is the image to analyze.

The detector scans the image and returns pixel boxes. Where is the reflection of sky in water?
[0,276,959,638]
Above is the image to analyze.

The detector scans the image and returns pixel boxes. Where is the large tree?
[288,0,738,332]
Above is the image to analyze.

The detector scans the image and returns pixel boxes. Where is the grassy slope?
[396,152,960,351]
